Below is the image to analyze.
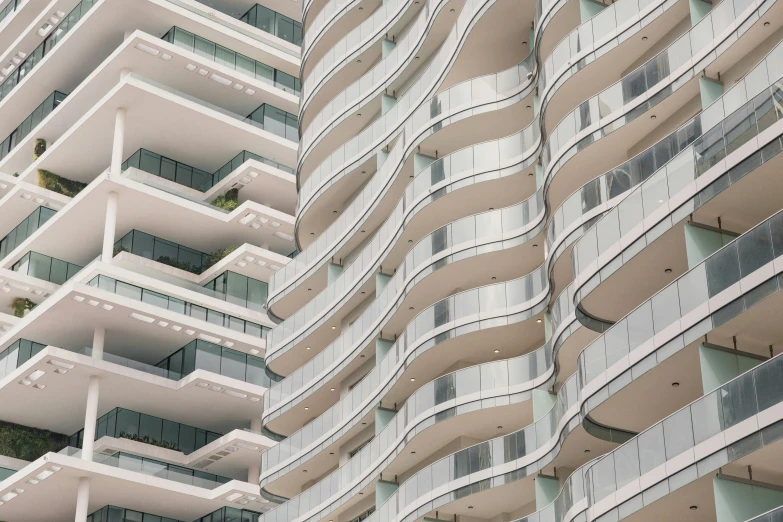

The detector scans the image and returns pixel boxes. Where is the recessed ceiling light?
[665,268,673,273]
[331,326,336,330]
[330,388,335,391]
[494,349,500,353]
[690,506,698,511]
[497,426,503,429]
[584,449,591,453]
[650,115,657,120]
[764,21,770,26]
[642,36,648,41]
[410,378,415,382]
[536,319,542,323]
[672,382,680,387]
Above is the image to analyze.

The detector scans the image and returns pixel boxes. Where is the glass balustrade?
[268,129,543,363]
[301,0,410,99]
[87,275,270,339]
[114,230,211,275]
[12,251,82,285]
[0,206,56,260]
[542,0,769,184]
[202,271,268,313]
[572,85,783,287]
[205,150,294,192]
[0,467,14,481]
[68,407,222,454]
[195,507,263,522]
[87,505,183,522]
[262,292,552,476]
[745,506,783,522]
[0,339,45,380]
[246,104,299,143]
[89,451,232,489]
[276,51,537,305]
[0,0,96,102]
[0,90,66,162]
[155,338,280,387]
[0,0,20,27]
[239,4,302,46]
[265,253,548,423]
[121,149,213,193]
[162,27,301,95]
[549,42,783,267]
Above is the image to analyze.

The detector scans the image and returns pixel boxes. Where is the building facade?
[258,0,783,522]
[0,0,302,520]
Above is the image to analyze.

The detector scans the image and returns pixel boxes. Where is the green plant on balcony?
[33,139,46,160]
[0,421,68,461]
[117,431,180,452]
[211,188,240,211]
[37,169,86,198]
[203,247,236,270]
[155,256,200,274]
[10,298,36,318]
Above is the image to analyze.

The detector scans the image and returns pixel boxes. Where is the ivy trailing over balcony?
[37,169,86,197]
[0,420,68,461]
[33,139,86,197]
[117,431,180,452]
[10,298,36,318]
[211,188,239,211]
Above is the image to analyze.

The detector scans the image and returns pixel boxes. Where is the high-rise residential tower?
[258,0,783,521]
[0,0,302,520]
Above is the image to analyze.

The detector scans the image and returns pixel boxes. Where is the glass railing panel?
[586,353,783,506]
[239,4,302,46]
[121,149,213,192]
[87,275,270,339]
[156,338,280,387]
[549,41,783,264]
[0,90,66,162]
[0,339,46,380]
[0,0,19,26]
[77,347,171,379]
[246,103,299,143]
[268,123,541,362]
[162,26,301,95]
[202,270,268,312]
[542,0,768,181]
[572,49,783,279]
[0,467,15,481]
[262,288,551,476]
[11,251,82,285]
[69,407,222,454]
[196,507,263,522]
[0,0,97,103]
[90,451,232,488]
[203,150,294,192]
[87,505,184,522]
[114,229,210,275]
[745,505,783,522]
[0,206,56,260]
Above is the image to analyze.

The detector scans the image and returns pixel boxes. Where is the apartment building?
[0,0,303,520]
[257,0,783,521]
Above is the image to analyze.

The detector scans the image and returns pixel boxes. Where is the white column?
[92,327,105,360]
[81,376,100,461]
[101,192,118,262]
[110,108,126,178]
[74,477,90,522]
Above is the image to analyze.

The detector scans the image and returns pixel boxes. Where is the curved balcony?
[571,46,783,323]
[542,0,776,216]
[259,280,588,497]
[274,53,537,318]
[299,0,426,116]
[537,0,689,133]
[545,36,783,296]
[264,193,547,423]
[265,124,542,383]
[259,198,783,522]
[297,0,532,179]
[262,275,552,498]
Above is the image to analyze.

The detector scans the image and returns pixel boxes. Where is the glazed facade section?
[261,0,783,520]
